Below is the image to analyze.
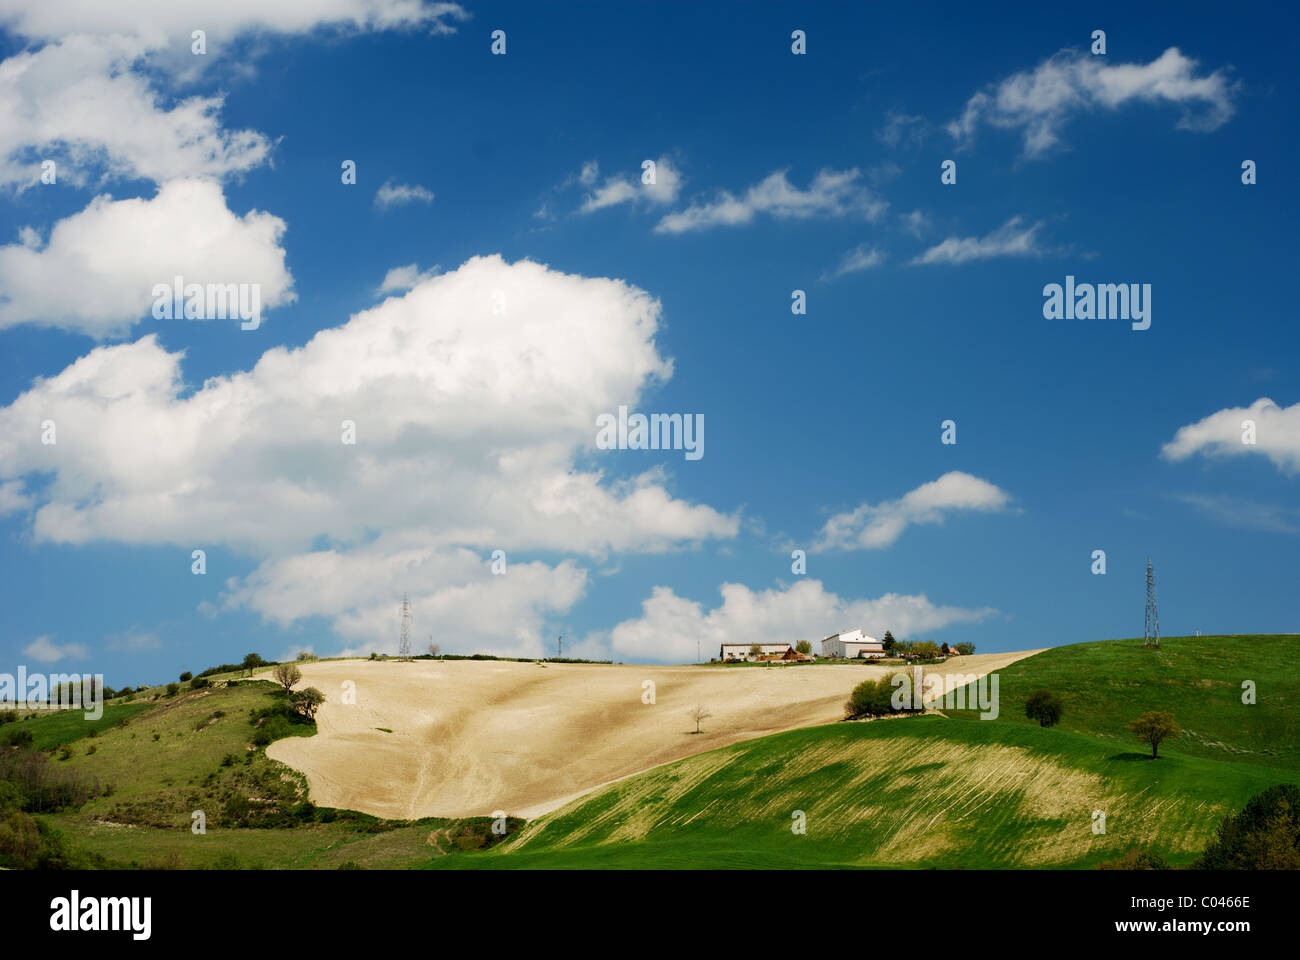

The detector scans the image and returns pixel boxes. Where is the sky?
[0,1,1296,687]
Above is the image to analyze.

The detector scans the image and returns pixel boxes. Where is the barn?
[821,629,886,659]
[718,642,796,662]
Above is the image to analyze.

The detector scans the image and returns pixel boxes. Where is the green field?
[429,635,1299,869]
[5,636,1297,869]
[6,676,516,869]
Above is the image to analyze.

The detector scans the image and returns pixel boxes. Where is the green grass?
[4,701,155,750]
[430,716,1296,870]
[946,635,1300,769]
[20,677,514,869]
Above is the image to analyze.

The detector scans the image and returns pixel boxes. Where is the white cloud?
[0,178,295,337]
[375,263,439,295]
[23,635,89,662]
[0,256,739,652]
[0,34,272,190]
[949,47,1237,158]
[107,630,161,651]
[655,167,886,234]
[0,479,32,515]
[910,216,1044,265]
[1176,494,1300,535]
[576,156,683,214]
[815,472,1012,551]
[823,244,885,280]
[0,1,470,46]
[375,180,434,209]
[595,579,996,664]
[899,209,930,238]
[876,111,928,148]
[1161,398,1300,475]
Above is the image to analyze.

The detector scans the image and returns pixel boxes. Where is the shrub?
[1196,784,1300,870]
[85,744,97,756]
[272,663,302,692]
[190,676,210,690]
[57,746,72,761]
[1025,690,1063,727]
[1097,849,1170,870]
[845,675,901,718]
[289,687,326,720]
[178,671,193,682]
[165,682,180,698]
[0,727,33,748]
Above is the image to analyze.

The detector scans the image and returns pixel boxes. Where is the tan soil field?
[266,651,1039,820]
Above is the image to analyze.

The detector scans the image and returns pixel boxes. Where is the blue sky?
[0,1,1296,686]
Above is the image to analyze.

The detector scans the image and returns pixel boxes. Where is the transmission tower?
[1143,558,1160,648]
[399,593,412,660]
[556,635,563,659]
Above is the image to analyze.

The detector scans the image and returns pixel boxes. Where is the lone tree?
[272,663,302,692]
[241,652,267,677]
[290,687,326,721]
[690,703,713,734]
[1196,784,1300,870]
[795,639,812,656]
[882,630,896,655]
[1025,689,1063,727]
[1127,711,1180,759]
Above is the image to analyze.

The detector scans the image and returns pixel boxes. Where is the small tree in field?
[272,664,302,692]
[241,653,266,677]
[690,704,713,734]
[1127,711,1179,759]
[290,687,326,721]
[1025,689,1063,727]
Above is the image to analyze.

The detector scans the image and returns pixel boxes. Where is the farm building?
[821,629,886,659]
[718,642,796,662]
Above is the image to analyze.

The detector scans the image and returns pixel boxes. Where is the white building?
[821,629,886,659]
[718,642,795,662]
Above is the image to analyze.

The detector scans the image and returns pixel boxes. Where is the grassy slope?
[18,677,506,869]
[946,635,1300,769]
[433,635,1300,869]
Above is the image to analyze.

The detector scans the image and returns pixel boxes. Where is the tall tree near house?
[882,631,896,655]
[691,704,713,734]
[748,642,762,660]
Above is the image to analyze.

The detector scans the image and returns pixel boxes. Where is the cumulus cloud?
[23,635,89,662]
[0,256,738,653]
[594,579,995,664]
[0,479,32,515]
[375,181,434,209]
[1161,398,1300,474]
[815,472,1012,551]
[876,111,929,148]
[576,156,683,214]
[910,216,1045,265]
[949,47,1237,158]
[0,35,272,190]
[655,167,886,234]
[823,244,885,280]
[0,178,295,337]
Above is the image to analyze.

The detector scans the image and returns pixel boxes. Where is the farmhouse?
[718,642,796,662]
[821,629,886,659]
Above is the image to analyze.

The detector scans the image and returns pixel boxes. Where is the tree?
[1127,711,1179,759]
[940,642,950,656]
[882,631,896,655]
[428,643,441,657]
[178,671,192,682]
[845,676,897,718]
[690,703,713,734]
[289,687,326,721]
[1025,690,1063,727]
[795,639,812,656]
[272,664,302,692]
[1196,784,1300,870]
[955,642,976,656]
[241,653,267,677]
[748,643,762,660]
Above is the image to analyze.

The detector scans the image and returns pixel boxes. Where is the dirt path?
[266,651,1039,820]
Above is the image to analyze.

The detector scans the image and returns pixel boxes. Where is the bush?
[845,675,901,718]
[165,682,180,698]
[1025,689,1063,727]
[0,727,33,748]
[179,671,193,682]
[190,676,210,690]
[57,746,72,761]
[1196,784,1300,870]
[0,710,17,725]
[1097,849,1170,870]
